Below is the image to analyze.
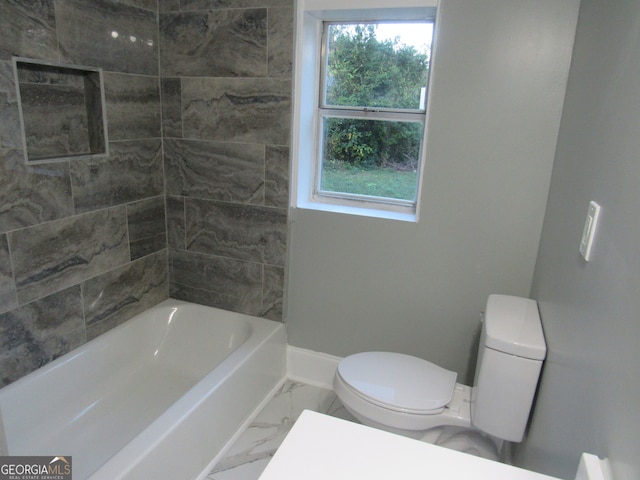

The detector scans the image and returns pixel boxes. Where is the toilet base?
[339,383,504,462]
[343,405,503,461]
[420,425,502,461]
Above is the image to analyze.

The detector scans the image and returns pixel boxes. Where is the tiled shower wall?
[160,0,292,320]
[0,0,168,387]
[0,0,292,387]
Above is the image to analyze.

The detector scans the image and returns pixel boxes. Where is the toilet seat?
[336,352,457,415]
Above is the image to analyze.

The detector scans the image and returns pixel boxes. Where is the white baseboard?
[287,346,342,390]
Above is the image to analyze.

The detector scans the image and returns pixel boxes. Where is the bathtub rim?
[0,298,275,397]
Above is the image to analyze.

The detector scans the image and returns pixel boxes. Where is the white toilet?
[334,294,546,458]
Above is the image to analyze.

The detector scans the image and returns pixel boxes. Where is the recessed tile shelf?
[13,57,109,164]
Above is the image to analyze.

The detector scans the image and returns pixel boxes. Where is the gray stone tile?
[0,149,74,234]
[180,0,292,10]
[185,198,287,266]
[182,77,291,145]
[268,7,294,79]
[10,207,129,304]
[83,250,168,340]
[0,234,17,315]
[16,62,84,86]
[70,139,163,213]
[159,0,180,12]
[166,195,186,250]
[15,61,106,162]
[265,145,289,208]
[262,265,284,321]
[0,286,85,388]
[0,61,23,152]
[160,9,267,78]
[119,0,158,10]
[169,249,262,315]
[164,138,264,204]
[104,72,161,141]
[127,196,167,260]
[56,0,158,75]
[0,0,59,61]
[161,78,182,138]
[84,71,108,155]
[19,82,91,160]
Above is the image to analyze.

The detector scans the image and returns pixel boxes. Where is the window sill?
[296,198,418,223]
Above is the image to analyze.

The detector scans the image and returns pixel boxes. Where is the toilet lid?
[337,352,457,414]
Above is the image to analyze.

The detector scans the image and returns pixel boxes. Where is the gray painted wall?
[286,0,580,384]
[514,1,640,479]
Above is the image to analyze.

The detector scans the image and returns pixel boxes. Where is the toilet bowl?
[334,352,470,435]
[333,295,546,458]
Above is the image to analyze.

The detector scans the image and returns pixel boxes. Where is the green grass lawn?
[321,163,417,201]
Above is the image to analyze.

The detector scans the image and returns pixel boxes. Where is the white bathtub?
[0,299,286,480]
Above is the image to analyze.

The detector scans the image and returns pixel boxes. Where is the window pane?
[324,22,433,110]
[320,117,423,202]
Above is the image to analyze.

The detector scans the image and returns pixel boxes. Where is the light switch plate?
[579,201,601,262]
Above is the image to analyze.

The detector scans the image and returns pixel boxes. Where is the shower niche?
[13,58,109,164]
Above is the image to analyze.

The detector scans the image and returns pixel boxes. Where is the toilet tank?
[470,295,546,442]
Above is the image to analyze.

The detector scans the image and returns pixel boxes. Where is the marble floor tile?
[207,380,356,480]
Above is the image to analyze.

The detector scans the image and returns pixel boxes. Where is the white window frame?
[291,0,438,222]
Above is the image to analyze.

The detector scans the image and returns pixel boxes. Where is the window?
[319,22,433,206]
[292,2,437,222]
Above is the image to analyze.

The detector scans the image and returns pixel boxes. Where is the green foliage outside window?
[323,24,430,170]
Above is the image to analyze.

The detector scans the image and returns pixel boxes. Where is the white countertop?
[258,410,561,480]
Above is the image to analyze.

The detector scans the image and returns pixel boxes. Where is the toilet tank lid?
[484,295,546,360]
